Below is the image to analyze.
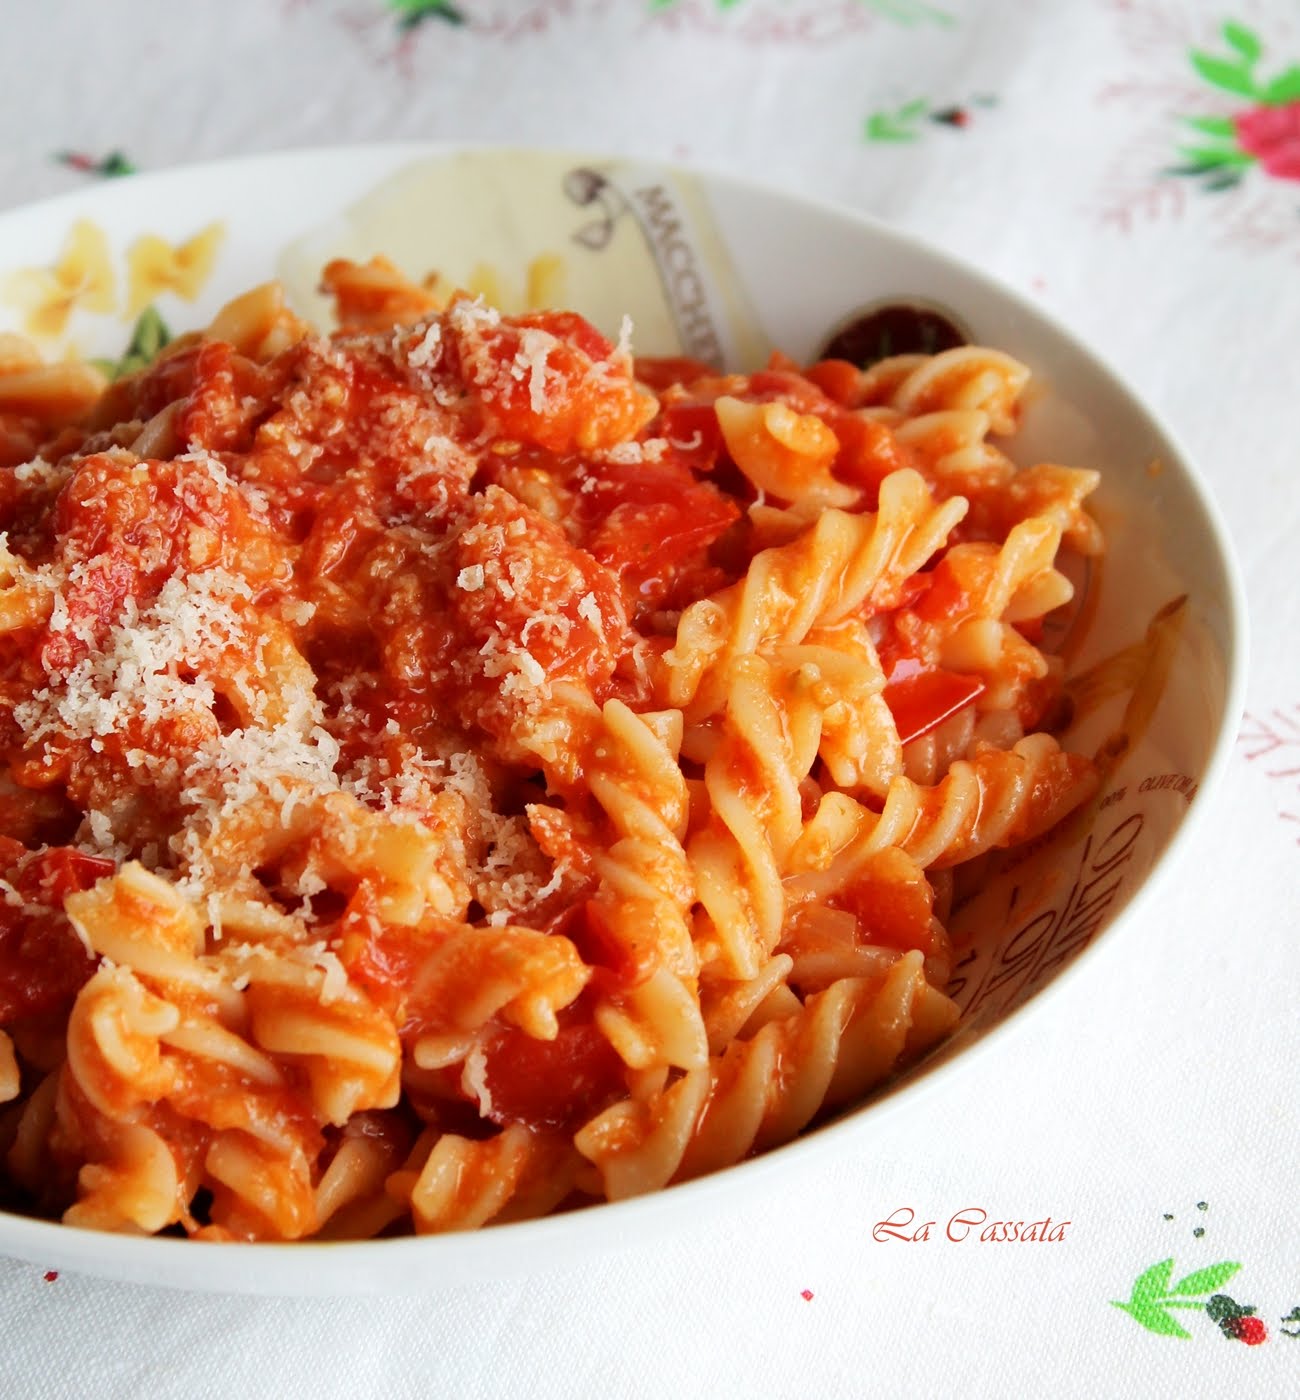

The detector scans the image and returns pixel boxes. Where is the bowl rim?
[0,140,1250,1290]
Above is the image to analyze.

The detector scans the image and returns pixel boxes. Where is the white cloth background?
[2,1,1298,1394]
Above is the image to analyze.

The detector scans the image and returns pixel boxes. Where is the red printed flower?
[1234,102,1300,180]
[1227,1315,1268,1345]
[1207,1292,1268,1344]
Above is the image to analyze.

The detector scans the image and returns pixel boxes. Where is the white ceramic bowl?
[0,145,1246,1293]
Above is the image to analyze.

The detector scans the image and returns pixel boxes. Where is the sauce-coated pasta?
[0,266,1100,1239]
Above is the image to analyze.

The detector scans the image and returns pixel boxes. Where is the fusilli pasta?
[0,265,1101,1240]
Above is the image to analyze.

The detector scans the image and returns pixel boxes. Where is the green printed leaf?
[867,0,954,25]
[1222,21,1262,62]
[1262,66,1300,105]
[1112,1300,1192,1338]
[1164,159,1250,179]
[1176,144,1254,169]
[100,152,136,178]
[1170,1261,1241,1297]
[866,115,915,140]
[866,116,915,141]
[1130,1258,1175,1304]
[865,98,930,142]
[1183,114,1238,138]
[100,306,173,381]
[390,0,466,27]
[1190,51,1259,99]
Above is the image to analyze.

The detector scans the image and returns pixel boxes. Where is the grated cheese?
[2,297,642,1022]
[461,1039,495,1115]
[603,442,643,466]
[615,314,634,363]
[515,649,545,686]
[512,327,559,414]
[407,321,443,369]
[577,591,603,633]
[447,296,501,335]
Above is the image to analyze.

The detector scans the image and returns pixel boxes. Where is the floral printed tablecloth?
[2,2,1299,1396]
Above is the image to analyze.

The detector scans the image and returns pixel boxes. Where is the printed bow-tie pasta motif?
[2,220,115,339]
[2,220,225,349]
[125,223,225,318]
[441,255,567,316]
[318,253,566,323]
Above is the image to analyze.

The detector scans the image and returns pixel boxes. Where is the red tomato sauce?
[0,841,110,1020]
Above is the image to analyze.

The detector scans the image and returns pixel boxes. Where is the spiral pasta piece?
[53,862,401,1238]
[688,654,810,981]
[788,734,1097,900]
[390,1124,583,1234]
[575,952,957,1199]
[0,537,54,633]
[0,277,1103,1240]
[584,699,706,1071]
[665,467,968,715]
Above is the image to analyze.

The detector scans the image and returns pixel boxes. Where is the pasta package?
[0,261,1101,1241]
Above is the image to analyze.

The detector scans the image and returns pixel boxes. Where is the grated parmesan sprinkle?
[513,327,559,414]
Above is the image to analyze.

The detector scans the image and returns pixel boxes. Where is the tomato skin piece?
[656,403,725,473]
[0,843,113,1023]
[336,888,436,1025]
[633,356,718,394]
[831,414,917,506]
[883,667,986,745]
[588,495,736,613]
[804,358,862,407]
[830,847,938,954]
[478,1016,626,1134]
[580,459,739,616]
[522,310,613,365]
[450,309,649,453]
[562,898,659,991]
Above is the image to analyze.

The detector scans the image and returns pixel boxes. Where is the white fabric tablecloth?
[2,2,1298,1394]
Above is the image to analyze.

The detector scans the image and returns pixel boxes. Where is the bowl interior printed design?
[0,147,1242,1294]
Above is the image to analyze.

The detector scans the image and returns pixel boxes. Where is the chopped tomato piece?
[633,356,717,393]
[883,665,985,745]
[804,358,862,406]
[551,898,660,992]
[478,1015,625,1133]
[831,414,916,505]
[449,307,650,453]
[336,888,439,1023]
[0,843,112,1022]
[831,847,937,954]
[580,459,738,615]
[657,403,724,472]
